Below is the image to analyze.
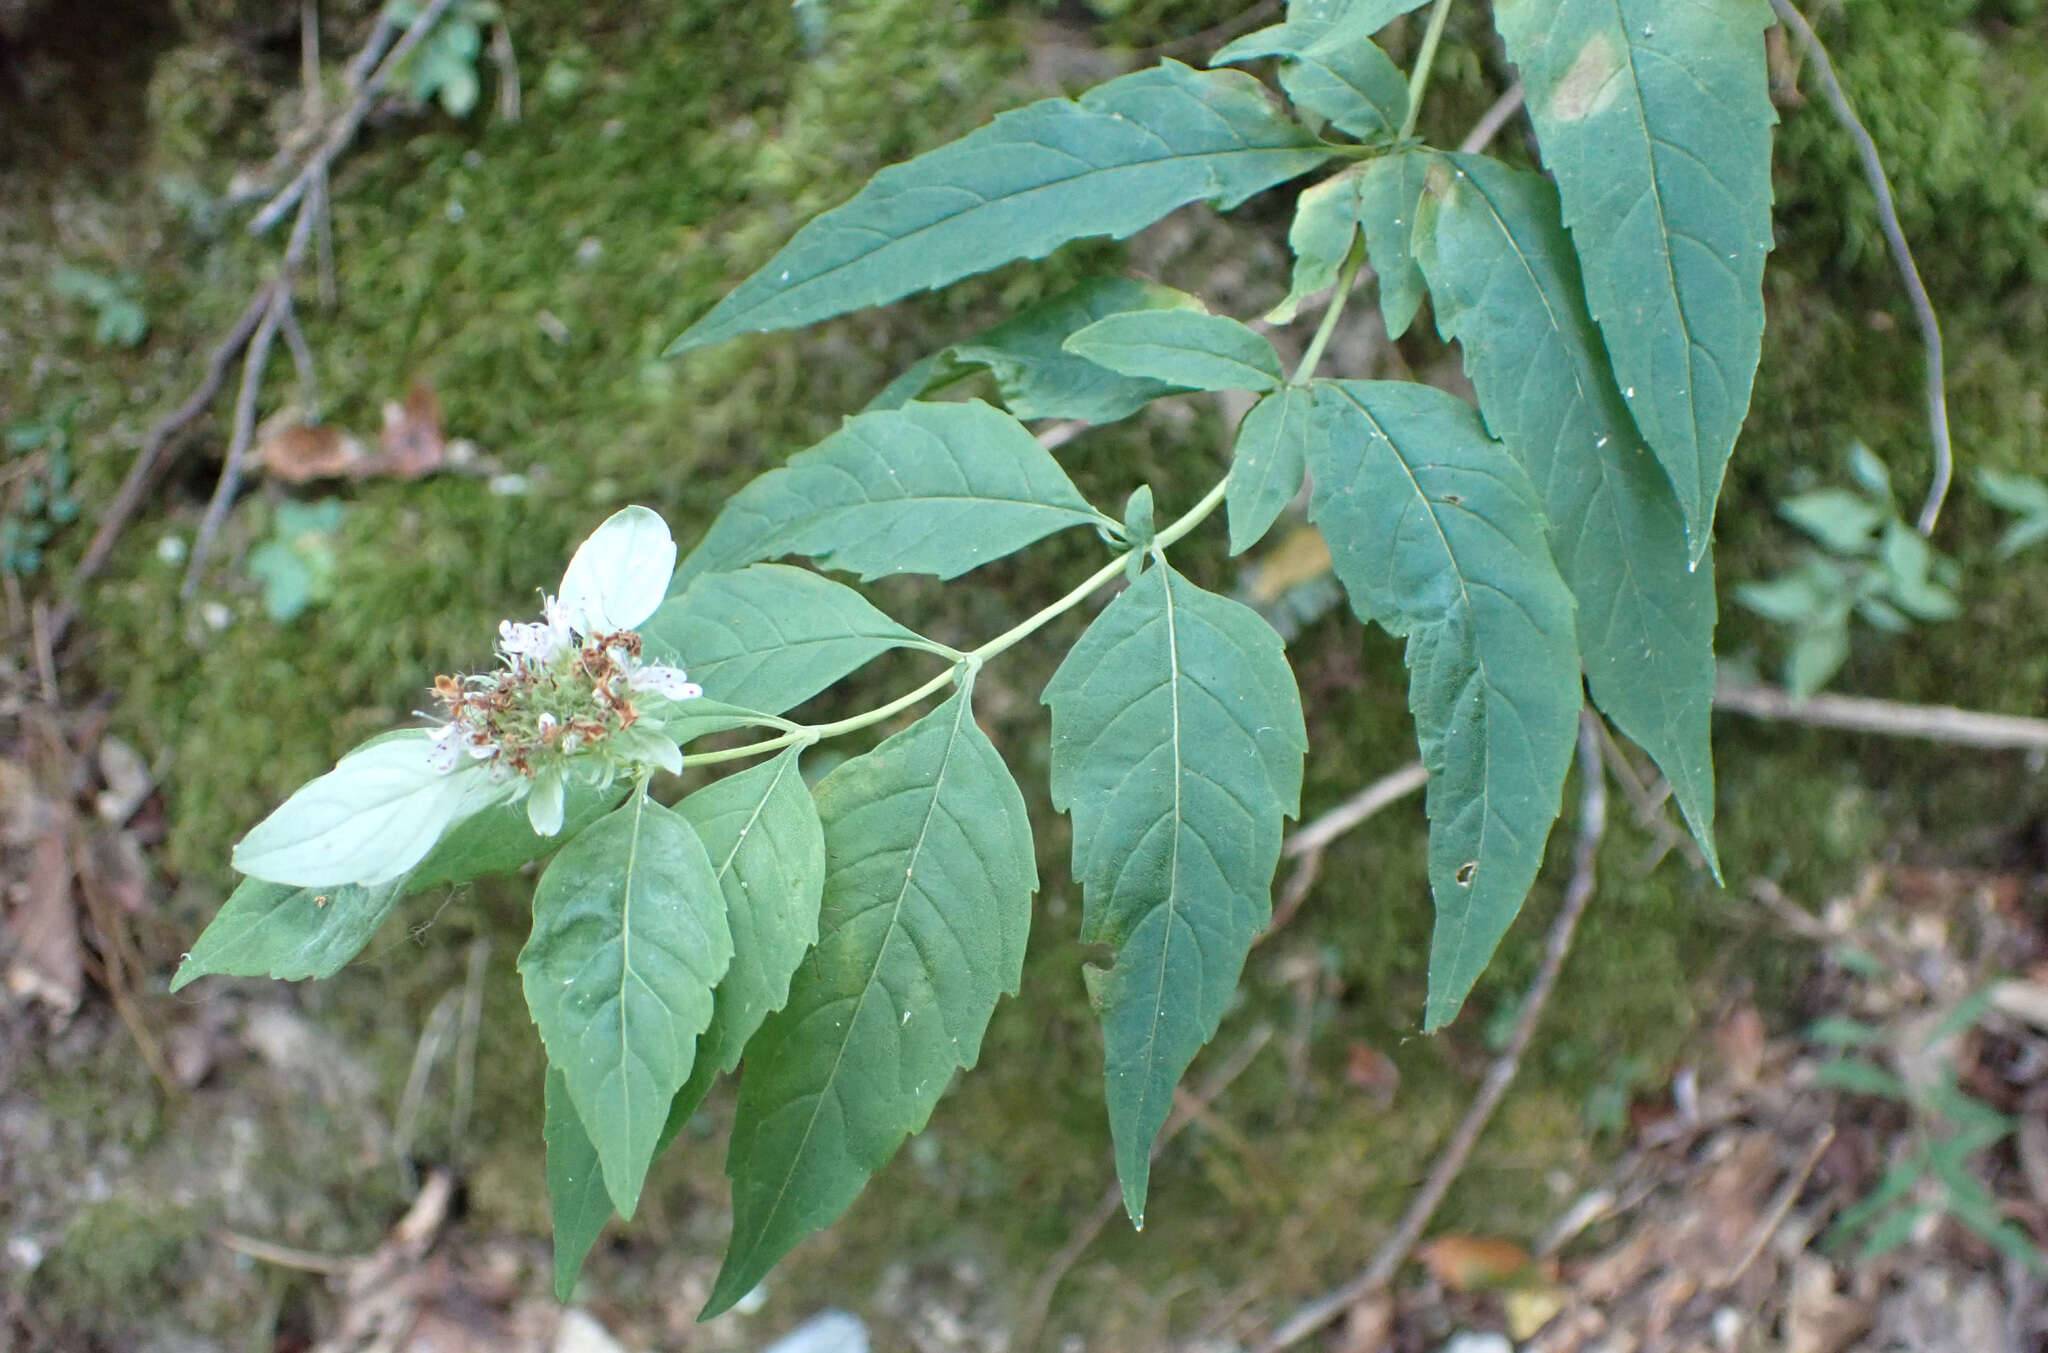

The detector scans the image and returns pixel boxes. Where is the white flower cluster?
[233,507,701,888]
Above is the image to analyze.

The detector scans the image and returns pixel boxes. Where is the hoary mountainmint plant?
[176,0,1780,1313]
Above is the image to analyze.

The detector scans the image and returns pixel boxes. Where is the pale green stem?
[1400,0,1456,141]
[1289,242,1366,386]
[684,477,1235,769]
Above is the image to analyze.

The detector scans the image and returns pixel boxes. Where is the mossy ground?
[4,0,2046,1346]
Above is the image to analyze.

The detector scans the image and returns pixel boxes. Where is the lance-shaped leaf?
[170,876,406,990]
[675,401,1108,588]
[1063,310,1283,393]
[1307,380,1579,1029]
[1269,164,1364,324]
[1415,153,1718,872]
[1267,150,1427,337]
[1212,3,1408,141]
[663,749,827,1134]
[669,62,1335,354]
[1044,563,1307,1226]
[1493,0,1776,560]
[705,686,1035,1317]
[519,792,733,1216]
[544,1066,611,1301]
[1226,386,1316,553]
[950,277,1205,424]
[643,565,929,715]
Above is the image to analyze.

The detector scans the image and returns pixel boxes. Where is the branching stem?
[684,476,1233,769]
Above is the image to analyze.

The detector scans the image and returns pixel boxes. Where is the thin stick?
[51,285,273,642]
[277,294,318,412]
[249,0,462,235]
[1017,1024,1275,1352]
[1715,679,2048,750]
[1714,1124,1835,1288]
[217,1231,354,1276]
[490,21,521,124]
[181,287,289,597]
[1457,81,1524,155]
[448,936,490,1165]
[1770,0,1951,536]
[344,7,398,89]
[1257,713,1607,1353]
[1268,761,1428,936]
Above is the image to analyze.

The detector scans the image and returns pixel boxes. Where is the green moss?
[37,1199,200,1330]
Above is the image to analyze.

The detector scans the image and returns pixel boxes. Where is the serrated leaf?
[675,401,1107,588]
[1269,165,1365,324]
[705,685,1035,1317]
[1044,563,1306,1225]
[1063,310,1283,393]
[663,749,827,1134]
[170,876,405,991]
[951,277,1205,424]
[643,565,928,715]
[1226,386,1315,553]
[670,62,1334,354]
[1355,150,1431,339]
[1307,380,1580,1028]
[1494,0,1776,561]
[544,1066,611,1302]
[1214,5,1409,141]
[519,791,733,1216]
[1414,152,1718,872]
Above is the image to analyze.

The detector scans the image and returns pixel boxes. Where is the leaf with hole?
[1044,561,1306,1224]
[669,62,1334,354]
[1493,0,1776,560]
[1414,152,1718,872]
[1307,380,1580,1029]
[705,684,1034,1316]
[519,791,733,1216]
[675,401,1108,587]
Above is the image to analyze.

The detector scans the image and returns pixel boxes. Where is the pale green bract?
[705,684,1035,1317]
[1414,152,1719,872]
[1306,380,1582,1029]
[1493,0,1777,561]
[1044,562,1306,1224]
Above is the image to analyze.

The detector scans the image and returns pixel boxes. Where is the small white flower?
[626,661,702,702]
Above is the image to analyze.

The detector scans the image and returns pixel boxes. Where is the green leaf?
[406,781,626,892]
[1414,153,1718,872]
[170,876,405,990]
[1226,386,1315,553]
[544,1066,611,1302]
[1355,150,1431,340]
[675,401,1107,587]
[1493,0,1776,561]
[1878,522,1959,621]
[643,565,928,715]
[1780,489,1884,555]
[705,685,1035,1317]
[1212,5,1408,141]
[1044,562,1307,1225]
[519,792,733,1217]
[1976,467,2048,516]
[1062,310,1283,393]
[1307,380,1580,1028]
[670,62,1335,354]
[1268,165,1365,324]
[665,749,827,1132]
[950,276,1205,424]
[1282,0,1434,32]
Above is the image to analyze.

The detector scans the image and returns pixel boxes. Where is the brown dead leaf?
[1715,1004,1767,1089]
[1786,1256,1869,1353]
[1417,1234,1536,1292]
[378,382,446,480]
[258,413,371,483]
[5,801,82,1019]
[1345,1040,1401,1105]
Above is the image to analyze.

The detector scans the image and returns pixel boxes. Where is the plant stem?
[685,476,1235,769]
[1400,0,1457,142]
[1289,243,1365,385]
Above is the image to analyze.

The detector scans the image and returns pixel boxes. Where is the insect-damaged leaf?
[1307,380,1580,1029]
[519,792,732,1217]
[669,62,1334,354]
[705,685,1034,1317]
[1414,152,1718,872]
[1044,562,1306,1225]
[675,401,1107,588]
[1493,0,1776,561]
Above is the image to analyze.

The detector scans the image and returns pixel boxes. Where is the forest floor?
[3,2,2048,1351]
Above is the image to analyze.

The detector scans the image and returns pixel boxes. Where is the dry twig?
[1257,711,1608,1353]
[1716,679,2048,750]
[1457,81,1525,155]
[1269,761,1428,935]
[1769,0,1951,535]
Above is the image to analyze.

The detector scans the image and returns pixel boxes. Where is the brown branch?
[1017,1023,1274,1352]
[1715,678,2048,750]
[181,286,290,598]
[249,0,463,235]
[1770,0,1951,535]
[1256,711,1607,1353]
